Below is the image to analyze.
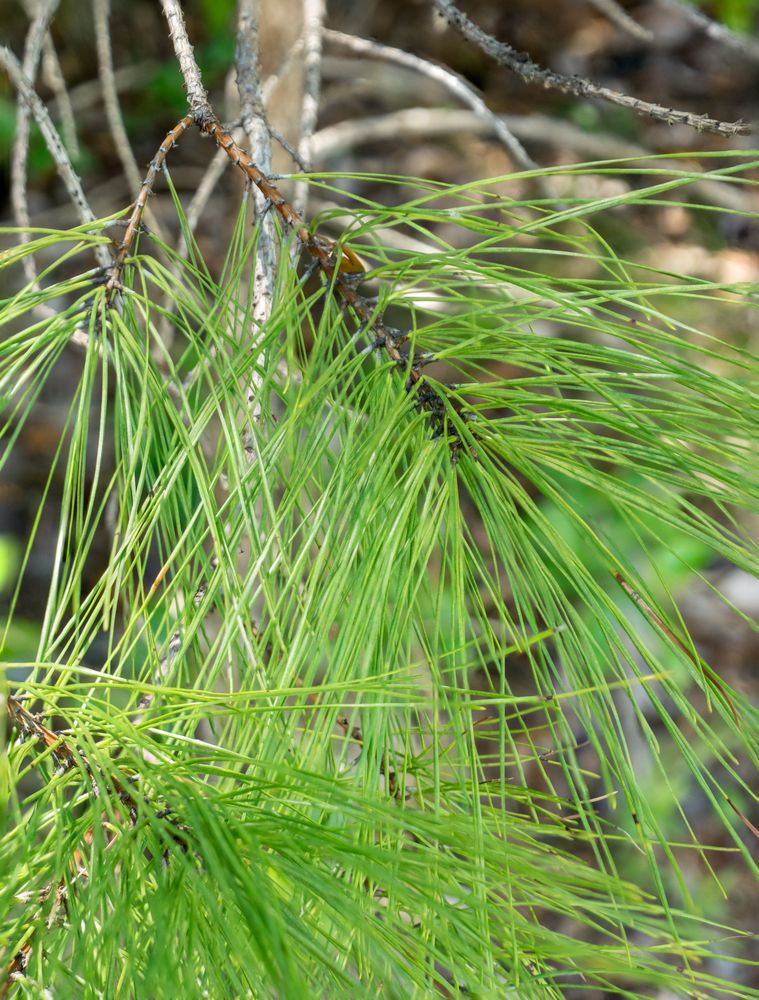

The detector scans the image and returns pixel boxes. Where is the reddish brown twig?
[2,945,31,999]
[7,695,189,839]
[105,114,193,297]
[104,108,467,447]
[154,0,468,445]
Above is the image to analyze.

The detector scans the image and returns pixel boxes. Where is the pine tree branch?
[105,114,194,297]
[149,0,469,445]
[3,694,191,994]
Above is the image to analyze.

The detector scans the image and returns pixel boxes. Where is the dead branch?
[93,0,167,243]
[432,0,751,137]
[323,28,541,175]
[1,43,111,271]
[311,107,751,212]
[236,0,278,344]
[11,0,61,294]
[586,0,654,41]
[291,0,326,219]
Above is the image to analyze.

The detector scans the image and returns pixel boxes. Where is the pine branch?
[3,694,191,994]
[101,0,470,445]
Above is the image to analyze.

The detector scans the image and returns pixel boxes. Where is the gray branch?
[12,0,61,290]
[432,0,751,137]
[585,0,653,42]
[159,0,210,117]
[292,0,327,220]
[1,44,111,269]
[324,28,540,174]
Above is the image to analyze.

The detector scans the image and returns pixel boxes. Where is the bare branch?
[1,43,111,269]
[432,0,751,137]
[312,106,750,212]
[236,0,268,150]
[585,0,653,42]
[93,0,168,242]
[234,19,273,440]
[51,60,157,117]
[159,0,210,116]
[39,32,79,156]
[657,0,759,63]
[11,0,61,291]
[236,0,278,340]
[291,0,326,219]
[324,28,540,174]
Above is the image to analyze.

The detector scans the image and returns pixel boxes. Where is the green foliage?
[1,155,758,997]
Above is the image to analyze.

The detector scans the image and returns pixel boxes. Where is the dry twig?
[236,0,278,344]
[1,44,111,274]
[11,0,61,294]
[93,0,167,242]
[291,0,326,220]
[658,0,759,62]
[312,106,750,212]
[586,0,654,42]
[432,0,751,137]
[39,32,79,156]
[323,28,541,175]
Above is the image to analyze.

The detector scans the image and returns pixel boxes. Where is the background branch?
[93,0,167,243]
[2,42,111,270]
[658,0,759,62]
[586,0,654,41]
[291,0,327,220]
[433,0,751,137]
[11,0,61,292]
[323,28,540,175]
[236,0,278,338]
